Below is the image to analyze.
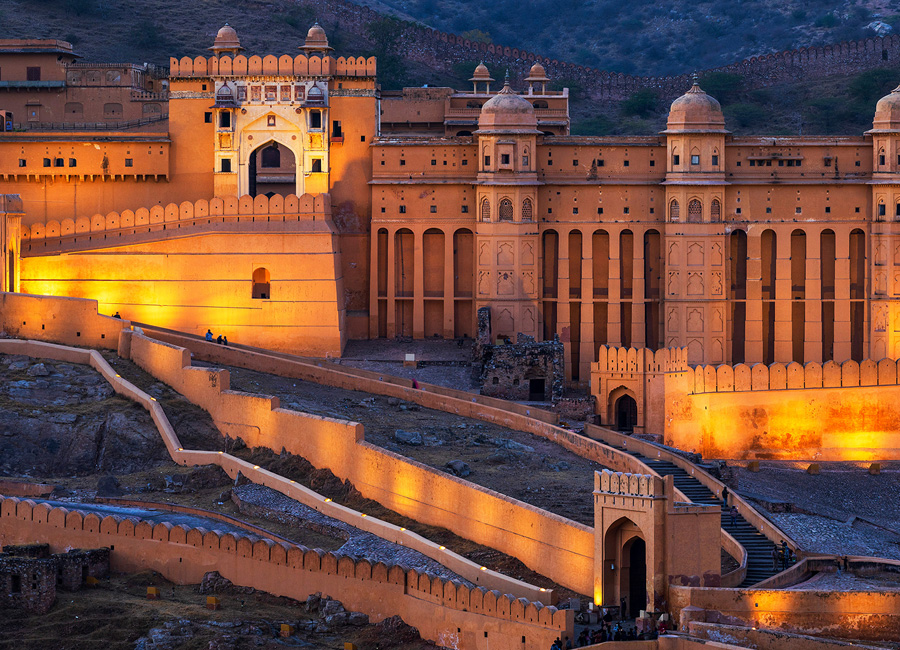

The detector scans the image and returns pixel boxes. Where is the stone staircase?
[619,450,780,588]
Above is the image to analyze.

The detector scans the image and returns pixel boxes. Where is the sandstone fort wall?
[0,496,572,650]
[168,54,376,78]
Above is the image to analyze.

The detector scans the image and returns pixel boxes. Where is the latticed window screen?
[688,199,702,222]
[670,200,680,222]
[711,199,721,222]
[522,199,533,221]
[499,199,513,221]
[481,199,491,222]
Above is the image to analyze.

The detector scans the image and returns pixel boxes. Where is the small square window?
[548,208,552,214]
[443,160,447,165]
[597,207,603,215]
[400,159,406,166]
[267,115,276,127]
[43,158,51,167]
[825,206,831,213]
[311,159,322,172]
[430,205,437,213]
[855,207,861,213]
[462,159,468,166]
[399,205,406,213]
[125,158,133,167]
[736,161,741,166]
[484,156,491,166]
[501,154,510,164]
[824,158,832,167]
[204,112,212,123]
[624,160,629,167]
[380,207,385,213]
[855,160,861,167]
[573,207,578,214]
[220,158,232,172]
[712,155,719,166]
[68,158,76,167]
[691,154,700,165]
[380,160,385,166]
[18,159,26,167]
[573,159,578,166]
[649,160,654,167]
[361,135,366,143]
[795,207,802,214]
[462,205,469,213]
[623,207,630,214]
[673,155,680,165]
[749,160,756,167]
[431,159,437,165]
[736,207,742,214]
[649,207,654,214]
[202,83,207,91]
[880,155,886,165]
[547,159,553,166]
[879,204,886,216]
[766,207,772,214]
[778,160,784,167]
[54,158,64,167]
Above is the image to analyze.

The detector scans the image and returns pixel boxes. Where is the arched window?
[532,100,548,109]
[252,267,271,299]
[879,147,886,167]
[499,198,514,222]
[671,147,680,167]
[522,198,533,222]
[65,102,83,115]
[669,200,680,222]
[878,200,886,221]
[103,103,123,118]
[711,199,721,222]
[481,199,491,222]
[688,199,702,223]
[261,144,281,168]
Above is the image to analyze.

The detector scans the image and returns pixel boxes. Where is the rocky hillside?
[0,353,222,477]
[3,0,900,134]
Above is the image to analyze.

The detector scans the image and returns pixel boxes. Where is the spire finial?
[691,72,699,85]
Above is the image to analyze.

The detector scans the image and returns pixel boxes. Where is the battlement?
[0,495,570,640]
[688,357,900,395]
[593,345,689,375]
[169,55,375,79]
[20,193,331,250]
[594,469,663,498]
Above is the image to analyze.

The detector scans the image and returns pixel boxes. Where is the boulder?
[27,363,50,377]
[446,460,471,477]
[96,475,123,497]
[393,429,423,446]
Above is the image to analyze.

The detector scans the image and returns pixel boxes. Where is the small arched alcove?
[252,267,271,299]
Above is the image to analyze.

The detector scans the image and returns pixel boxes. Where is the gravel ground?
[791,570,900,591]
[767,513,900,560]
[210,363,607,527]
[233,483,473,585]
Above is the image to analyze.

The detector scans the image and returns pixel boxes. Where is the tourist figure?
[216,335,223,344]
[113,311,121,319]
[730,505,739,526]
[771,545,779,570]
[721,485,728,503]
[222,336,228,346]
[205,329,213,341]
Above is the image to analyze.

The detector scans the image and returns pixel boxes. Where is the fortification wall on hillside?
[309,0,900,100]
[0,496,571,650]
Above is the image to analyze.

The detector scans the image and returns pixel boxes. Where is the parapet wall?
[686,357,900,394]
[594,346,689,375]
[20,193,331,244]
[169,54,375,78]
[0,496,571,650]
[0,291,126,350]
[124,328,597,596]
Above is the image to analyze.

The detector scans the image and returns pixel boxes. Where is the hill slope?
[1,0,898,135]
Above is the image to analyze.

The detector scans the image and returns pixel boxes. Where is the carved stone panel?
[497,241,514,267]
[668,242,679,266]
[479,242,491,267]
[687,272,703,295]
[497,271,515,295]
[687,242,704,266]
[687,308,704,332]
[710,242,723,266]
[478,270,490,295]
[521,241,535,266]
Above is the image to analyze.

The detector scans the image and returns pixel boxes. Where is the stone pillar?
[444,231,455,338]
[632,227,646,350]
[608,228,622,346]
[744,232,763,364]
[805,229,823,363]
[834,228,852,362]
[580,231,596,376]
[413,227,425,338]
[386,228,397,338]
[774,230,793,362]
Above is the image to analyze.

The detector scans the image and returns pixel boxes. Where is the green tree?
[724,103,766,128]
[460,29,492,44]
[848,68,898,105]
[698,72,744,105]
[621,89,658,118]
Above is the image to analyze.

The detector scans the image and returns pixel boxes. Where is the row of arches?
[669,199,721,223]
[481,198,534,223]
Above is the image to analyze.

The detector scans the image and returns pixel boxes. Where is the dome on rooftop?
[300,22,333,52]
[872,84,900,132]
[477,80,539,133]
[209,23,243,54]
[525,62,549,82]
[469,62,494,82]
[665,81,726,133]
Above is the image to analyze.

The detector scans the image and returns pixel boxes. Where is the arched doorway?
[249,142,296,197]
[614,394,637,432]
[624,537,647,618]
[525,367,547,401]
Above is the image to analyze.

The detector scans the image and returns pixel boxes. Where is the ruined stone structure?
[0,543,109,613]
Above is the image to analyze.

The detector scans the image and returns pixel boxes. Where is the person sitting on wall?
[216,335,223,344]
[223,336,229,346]
[205,329,214,341]
[113,311,121,319]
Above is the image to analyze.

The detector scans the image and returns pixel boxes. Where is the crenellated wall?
[591,344,900,460]
[0,496,571,650]
[168,54,376,78]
